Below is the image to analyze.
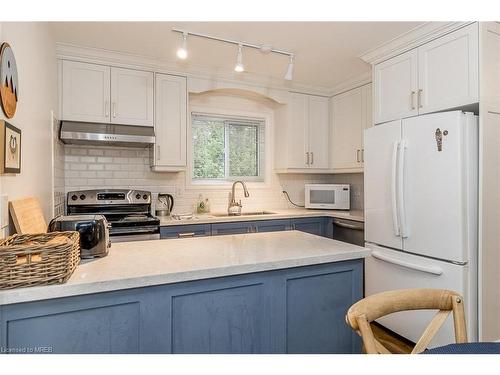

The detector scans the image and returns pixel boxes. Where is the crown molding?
[55,42,332,96]
[329,71,372,97]
[359,21,475,65]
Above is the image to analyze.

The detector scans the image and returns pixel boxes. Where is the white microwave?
[305,184,350,210]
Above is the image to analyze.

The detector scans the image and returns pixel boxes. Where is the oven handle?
[371,250,443,276]
[332,219,364,231]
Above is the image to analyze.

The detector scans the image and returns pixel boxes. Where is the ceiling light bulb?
[284,54,294,81]
[176,33,188,60]
[234,44,244,73]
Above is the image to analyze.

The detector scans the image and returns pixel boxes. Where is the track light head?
[284,54,294,81]
[176,32,188,60]
[234,44,245,73]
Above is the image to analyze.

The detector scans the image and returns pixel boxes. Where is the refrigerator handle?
[371,250,443,276]
[391,141,401,237]
[397,140,408,238]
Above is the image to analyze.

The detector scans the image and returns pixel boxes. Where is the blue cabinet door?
[291,217,327,237]
[211,221,253,235]
[160,224,211,239]
[254,219,291,233]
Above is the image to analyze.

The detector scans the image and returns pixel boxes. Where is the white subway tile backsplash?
[63,144,364,213]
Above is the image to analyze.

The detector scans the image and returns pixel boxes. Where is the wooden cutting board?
[9,197,47,234]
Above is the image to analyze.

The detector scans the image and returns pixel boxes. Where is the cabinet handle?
[410,91,416,110]
[112,102,116,118]
[157,145,161,160]
[361,149,364,163]
[418,89,423,108]
[310,152,314,165]
[357,149,361,163]
[105,101,110,117]
[306,152,310,165]
[178,232,196,238]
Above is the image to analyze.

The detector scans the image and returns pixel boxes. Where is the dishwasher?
[331,218,364,246]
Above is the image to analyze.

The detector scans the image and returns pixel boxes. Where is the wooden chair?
[345,289,467,354]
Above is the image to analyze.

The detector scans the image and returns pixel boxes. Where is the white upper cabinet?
[373,23,479,124]
[61,61,154,127]
[308,95,330,169]
[62,61,111,123]
[276,92,330,170]
[288,93,310,168]
[373,49,418,124]
[151,73,187,171]
[331,83,372,171]
[418,23,479,115]
[110,68,154,127]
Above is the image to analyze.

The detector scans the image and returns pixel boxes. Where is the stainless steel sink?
[211,211,276,217]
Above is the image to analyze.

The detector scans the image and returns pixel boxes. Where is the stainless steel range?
[66,189,160,242]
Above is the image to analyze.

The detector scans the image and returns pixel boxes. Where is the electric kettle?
[156,193,174,217]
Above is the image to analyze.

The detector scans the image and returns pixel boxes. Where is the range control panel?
[67,189,152,205]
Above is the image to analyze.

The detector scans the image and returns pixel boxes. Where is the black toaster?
[48,215,110,258]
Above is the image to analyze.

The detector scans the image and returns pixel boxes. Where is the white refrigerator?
[364,111,478,347]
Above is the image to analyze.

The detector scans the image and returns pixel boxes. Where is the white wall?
[0,22,57,235]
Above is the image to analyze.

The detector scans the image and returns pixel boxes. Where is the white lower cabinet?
[330,84,372,171]
[151,73,187,171]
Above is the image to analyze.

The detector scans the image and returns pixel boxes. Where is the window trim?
[186,105,273,190]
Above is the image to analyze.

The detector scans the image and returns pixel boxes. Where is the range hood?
[59,121,155,148]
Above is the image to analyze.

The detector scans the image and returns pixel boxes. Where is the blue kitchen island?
[0,231,368,354]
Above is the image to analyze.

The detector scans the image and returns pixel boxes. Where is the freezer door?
[364,120,403,250]
[365,244,476,348]
[401,111,478,263]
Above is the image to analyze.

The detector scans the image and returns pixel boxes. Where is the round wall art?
[0,42,19,119]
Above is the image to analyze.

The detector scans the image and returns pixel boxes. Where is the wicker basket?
[0,231,80,290]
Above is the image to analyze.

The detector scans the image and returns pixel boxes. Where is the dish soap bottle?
[196,194,210,214]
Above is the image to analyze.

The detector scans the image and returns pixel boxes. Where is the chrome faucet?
[228,181,250,216]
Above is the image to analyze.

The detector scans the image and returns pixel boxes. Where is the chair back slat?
[346,288,468,354]
[411,310,451,354]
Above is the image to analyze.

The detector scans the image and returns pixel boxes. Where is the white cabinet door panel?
[288,93,309,168]
[374,49,418,124]
[331,87,363,169]
[62,61,110,123]
[308,95,330,169]
[154,74,187,167]
[364,120,403,250]
[111,68,154,127]
[418,23,479,115]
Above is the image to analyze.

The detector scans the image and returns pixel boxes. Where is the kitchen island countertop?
[0,230,369,306]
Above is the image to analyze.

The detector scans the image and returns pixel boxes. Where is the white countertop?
[0,231,369,306]
[160,208,364,226]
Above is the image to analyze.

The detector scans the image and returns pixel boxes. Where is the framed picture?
[0,120,21,174]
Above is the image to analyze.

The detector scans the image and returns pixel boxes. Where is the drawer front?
[160,224,211,239]
[211,221,253,236]
[254,219,291,233]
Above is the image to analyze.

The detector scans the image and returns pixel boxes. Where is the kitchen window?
[191,113,265,182]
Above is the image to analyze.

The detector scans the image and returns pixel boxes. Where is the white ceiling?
[50,22,424,90]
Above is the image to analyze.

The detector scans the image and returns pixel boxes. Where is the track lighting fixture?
[176,32,188,60]
[234,44,244,73]
[172,28,294,80]
[284,54,294,81]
